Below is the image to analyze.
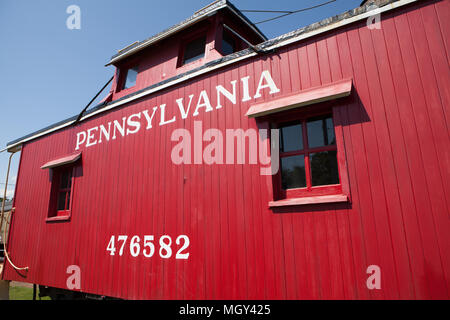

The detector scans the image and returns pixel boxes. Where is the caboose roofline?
[107,0,267,67]
[3,0,418,153]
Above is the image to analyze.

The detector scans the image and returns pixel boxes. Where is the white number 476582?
[106,235,190,260]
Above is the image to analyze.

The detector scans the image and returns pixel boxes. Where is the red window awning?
[246,78,353,118]
[41,153,81,169]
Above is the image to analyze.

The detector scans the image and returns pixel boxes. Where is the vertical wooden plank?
[336,30,376,300]
[163,87,178,300]
[253,56,280,299]
[183,80,198,299]
[266,54,287,299]
[367,15,417,299]
[156,92,169,299]
[176,83,187,300]
[408,7,450,196]
[95,112,115,297]
[298,45,310,91]
[319,35,346,299]
[327,33,359,299]
[307,41,335,299]
[231,65,248,299]
[420,3,450,129]
[236,61,257,299]
[287,45,302,93]
[359,21,414,299]
[207,72,220,299]
[395,11,448,298]
[147,93,161,299]
[273,48,298,300]
[180,81,192,299]
[434,0,450,66]
[201,74,214,299]
[407,8,449,298]
[300,44,319,299]
[215,69,231,299]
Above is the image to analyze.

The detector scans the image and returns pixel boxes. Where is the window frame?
[263,102,351,207]
[220,29,238,56]
[118,65,139,92]
[46,164,77,222]
[177,28,208,68]
[274,113,341,199]
[182,35,206,65]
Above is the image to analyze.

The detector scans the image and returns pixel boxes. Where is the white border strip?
[2,0,418,153]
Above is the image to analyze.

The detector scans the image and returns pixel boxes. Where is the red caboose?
[1,0,449,300]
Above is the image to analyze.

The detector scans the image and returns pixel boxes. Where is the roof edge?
[107,0,267,66]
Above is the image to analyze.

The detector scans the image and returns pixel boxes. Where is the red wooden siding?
[3,0,449,299]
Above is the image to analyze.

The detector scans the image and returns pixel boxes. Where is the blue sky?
[0,0,362,199]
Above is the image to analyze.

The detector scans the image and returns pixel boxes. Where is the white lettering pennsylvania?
[75,70,280,150]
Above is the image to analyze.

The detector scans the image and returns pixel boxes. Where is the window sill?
[269,194,348,208]
[46,215,71,223]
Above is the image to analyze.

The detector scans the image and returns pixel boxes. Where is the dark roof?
[5,0,406,150]
[107,0,267,66]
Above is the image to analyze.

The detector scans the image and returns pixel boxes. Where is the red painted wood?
[2,0,449,300]
[40,153,81,169]
[246,78,352,117]
[269,194,348,207]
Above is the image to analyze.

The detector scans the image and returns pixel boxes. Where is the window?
[47,165,76,221]
[246,78,352,206]
[275,113,344,201]
[182,36,206,65]
[41,153,81,221]
[122,66,139,90]
[55,168,73,213]
[221,31,236,56]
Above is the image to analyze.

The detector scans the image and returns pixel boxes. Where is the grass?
[9,285,51,300]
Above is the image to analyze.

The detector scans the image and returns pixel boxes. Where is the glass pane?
[183,36,206,64]
[222,32,235,55]
[57,192,67,211]
[66,191,71,211]
[67,171,72,189]
[280,123,303,153]
[310,150,340,186]
[60,171,70,189]
[281,155,306,189]
[123,67,138,89]
[307,116,335,148]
